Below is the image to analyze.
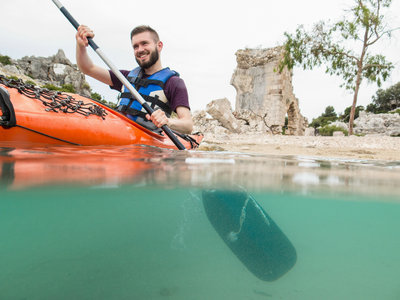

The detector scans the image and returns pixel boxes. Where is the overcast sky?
[1,0,399,120]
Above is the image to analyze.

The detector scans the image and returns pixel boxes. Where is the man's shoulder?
[166,74,186,88]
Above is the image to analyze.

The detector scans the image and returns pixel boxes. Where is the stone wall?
[231,47,307,135]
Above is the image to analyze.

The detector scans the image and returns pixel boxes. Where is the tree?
[339,105,365,122]
[310,106,338,128]
[366,81,400,113]
[279,0,398,135]
[321,106,337,118]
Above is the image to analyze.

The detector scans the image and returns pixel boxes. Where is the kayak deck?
[0,77,203,149]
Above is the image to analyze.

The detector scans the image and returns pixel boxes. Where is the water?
[1,145,400,300]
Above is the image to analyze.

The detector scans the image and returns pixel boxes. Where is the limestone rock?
[231,47,307,135]
[206,98,243,133]
[330,121,349,131]
[304,127,315,136]
[333,131,345,137]
[354,111,400,136]
[192,110,229,135]
[0,50,91,97]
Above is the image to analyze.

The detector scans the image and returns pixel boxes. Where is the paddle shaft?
[51,0,186,150]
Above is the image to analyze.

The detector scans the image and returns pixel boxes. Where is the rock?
[333,131,345,137]
[52,49,72,65]
[206,98,243,133]
[0,50,91,97]
[192,110,229,135]
[354,111,400,136]
[330,121,348,131]
[233,110,269,133]
[231,47,307,135]
[304,127,315,136]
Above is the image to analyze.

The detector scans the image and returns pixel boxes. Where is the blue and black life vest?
[117,67,178,125]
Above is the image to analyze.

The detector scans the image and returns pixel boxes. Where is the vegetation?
[310,106,338,128]
[279,0,398,135]
[25,80,37,86]
[0,55,12,65]
[366,81,400,113]
[319,125,348,136]
[42,83,76,93]
[339,105,365,122]
[6,75,20,81]
[91,92,117,109]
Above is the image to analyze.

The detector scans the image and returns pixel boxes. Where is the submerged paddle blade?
[202,189,297,281]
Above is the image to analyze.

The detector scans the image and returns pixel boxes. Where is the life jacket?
[117,67,178,129]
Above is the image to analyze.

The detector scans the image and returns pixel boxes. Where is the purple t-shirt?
[109,70,190,112]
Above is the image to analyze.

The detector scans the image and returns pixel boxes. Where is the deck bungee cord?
[0,75,107,119]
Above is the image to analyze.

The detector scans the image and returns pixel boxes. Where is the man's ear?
[157,41,163,52]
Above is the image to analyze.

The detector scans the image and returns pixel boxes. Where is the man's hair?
[130,25,160,42]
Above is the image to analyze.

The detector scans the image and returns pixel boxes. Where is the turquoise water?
[1,145,400,299]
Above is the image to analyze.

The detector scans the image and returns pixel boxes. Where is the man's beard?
[136,47,159,69]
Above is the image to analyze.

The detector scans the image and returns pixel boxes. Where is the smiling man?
[75,25,193,134]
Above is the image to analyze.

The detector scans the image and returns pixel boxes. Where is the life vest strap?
[119,93,172,116]
[116,104,147,118]
[128,76,165,89]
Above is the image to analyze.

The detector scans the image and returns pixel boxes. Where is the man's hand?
[76,25,94,47]
[146,109,169,128]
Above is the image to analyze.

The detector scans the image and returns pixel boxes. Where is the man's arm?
[75,25,112,86]
[169,106,193,134]
[147,106,193,134]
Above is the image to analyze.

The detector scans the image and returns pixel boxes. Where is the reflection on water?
[1,145,400,197]
[1,145,400,299]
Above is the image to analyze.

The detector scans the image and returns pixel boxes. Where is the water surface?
[1,145,399,299]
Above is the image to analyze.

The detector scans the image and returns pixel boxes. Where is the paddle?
[202,189,297,281]
[51,0,186,150]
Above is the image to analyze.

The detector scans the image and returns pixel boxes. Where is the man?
[75,25,193,134]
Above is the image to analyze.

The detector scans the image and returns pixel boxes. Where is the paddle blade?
[202,189,297,281]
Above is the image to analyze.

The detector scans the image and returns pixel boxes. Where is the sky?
[1,0,400,121]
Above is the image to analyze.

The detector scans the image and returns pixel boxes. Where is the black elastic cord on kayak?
[15,125,81,146]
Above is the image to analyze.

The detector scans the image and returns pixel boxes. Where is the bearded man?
[76,25,193,134]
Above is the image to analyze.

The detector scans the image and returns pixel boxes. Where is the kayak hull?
[0,84,202,149]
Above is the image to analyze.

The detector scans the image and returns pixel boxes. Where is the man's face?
[132,31,162,69]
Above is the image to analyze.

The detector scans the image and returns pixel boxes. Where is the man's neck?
[144,61,163,75]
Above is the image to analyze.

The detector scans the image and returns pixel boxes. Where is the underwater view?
[1,145,400,300]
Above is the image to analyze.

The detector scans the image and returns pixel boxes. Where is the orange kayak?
[0,77,203,150]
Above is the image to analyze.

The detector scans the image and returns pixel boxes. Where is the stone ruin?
[194,46,308,135]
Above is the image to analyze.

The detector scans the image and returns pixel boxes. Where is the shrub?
[25,80,36,86]
[90,92,102,101]
[310,106,338,128]
[370,82,400,113]
[60,84,76,93]
[319,125,348,136]
[339,105,364,122]
[0,55,12,65]
[42,83,76,93]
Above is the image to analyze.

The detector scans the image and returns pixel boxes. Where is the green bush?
[60,84,76,93]
[90,92,102,101]
[339,105,364,122]
[310,106,338,128]
[42,83,76,93]
[25,80,36,86]
[6,75,20,81]
[0,55,12,65]
[319,125,348,136]
[369,82,400,113]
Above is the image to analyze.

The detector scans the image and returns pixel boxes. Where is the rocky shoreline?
[199,133,400,161]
